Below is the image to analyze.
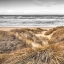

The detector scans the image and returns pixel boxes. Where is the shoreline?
[0,27,54,31]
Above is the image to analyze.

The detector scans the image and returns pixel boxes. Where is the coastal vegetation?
[0,27,64,64]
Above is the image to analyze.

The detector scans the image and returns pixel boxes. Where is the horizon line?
[0,14,64,15]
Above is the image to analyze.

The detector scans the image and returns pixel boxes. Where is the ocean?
[0,15,64,27]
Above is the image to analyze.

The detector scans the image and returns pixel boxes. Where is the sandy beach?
[0,27,53,31]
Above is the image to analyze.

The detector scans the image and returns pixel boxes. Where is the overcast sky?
[0,0,64,15]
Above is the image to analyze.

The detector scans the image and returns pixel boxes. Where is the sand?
[0,27,53,31]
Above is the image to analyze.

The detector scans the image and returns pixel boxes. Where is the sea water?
[0,15,64,27]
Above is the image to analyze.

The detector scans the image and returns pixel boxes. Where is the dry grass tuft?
[49,28,64,44]
[1,43,64,64]
[45,26,64,35]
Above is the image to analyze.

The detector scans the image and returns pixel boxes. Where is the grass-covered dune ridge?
[0,26,64,64]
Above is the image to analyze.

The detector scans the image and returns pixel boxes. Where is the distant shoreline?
[0,27,54,31]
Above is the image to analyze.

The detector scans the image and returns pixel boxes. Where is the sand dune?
[0,26,64,64]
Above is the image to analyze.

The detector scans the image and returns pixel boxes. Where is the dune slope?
[0,27,64,64]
